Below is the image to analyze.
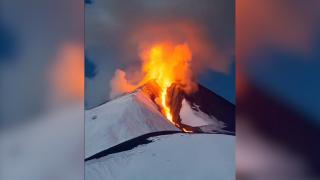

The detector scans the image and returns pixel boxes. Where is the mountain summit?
[85,82,235,180]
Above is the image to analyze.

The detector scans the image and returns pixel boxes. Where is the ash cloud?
[86,0,234,103]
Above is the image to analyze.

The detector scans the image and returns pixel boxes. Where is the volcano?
[85,82,235,180]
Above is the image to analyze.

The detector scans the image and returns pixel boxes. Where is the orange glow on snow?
[182,128,193,133]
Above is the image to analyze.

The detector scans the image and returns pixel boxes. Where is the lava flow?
[139,42,194,132]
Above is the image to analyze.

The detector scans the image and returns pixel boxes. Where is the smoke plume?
[109,21,233,98]
[109,69,136,98]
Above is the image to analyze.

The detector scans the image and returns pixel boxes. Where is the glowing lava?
[161,83,173,123]
[140,42,193,131]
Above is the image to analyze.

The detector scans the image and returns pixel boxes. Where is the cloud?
[86,0,234,105]
[109,69,136,98]
[125,21,233,75]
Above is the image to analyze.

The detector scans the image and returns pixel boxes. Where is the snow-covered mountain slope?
[179,98,233,134]
[85,82,235,180]
[86,133,235,180]
[180,99,216,127]
[85,89,179,158]
[168,84,235,134]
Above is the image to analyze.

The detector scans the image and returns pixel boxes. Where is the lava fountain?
[139,42,194,130]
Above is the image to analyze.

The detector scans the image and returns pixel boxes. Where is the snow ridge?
[85,90,179,158]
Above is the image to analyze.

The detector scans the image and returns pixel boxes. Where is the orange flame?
[139,42,193,131]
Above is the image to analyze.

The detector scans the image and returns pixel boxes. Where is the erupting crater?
[138,42,196,132]
[141,81,194,133]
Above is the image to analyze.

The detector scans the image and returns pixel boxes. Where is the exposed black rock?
[85,131,181,161]
[167,83,235,134]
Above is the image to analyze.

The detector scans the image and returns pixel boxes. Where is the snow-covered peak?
[85,82,235,180]
[85,89,179,158]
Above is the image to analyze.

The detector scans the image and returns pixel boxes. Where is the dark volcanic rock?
[167,83,235,134]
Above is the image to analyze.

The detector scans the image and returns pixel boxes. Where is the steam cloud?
[109,69,136,98]
[109,21,233,98]
[85,0,234,101]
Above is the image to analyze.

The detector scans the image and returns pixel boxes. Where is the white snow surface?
[85,90,179,158]
[180,99,226,131]
[86,133,235,180]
